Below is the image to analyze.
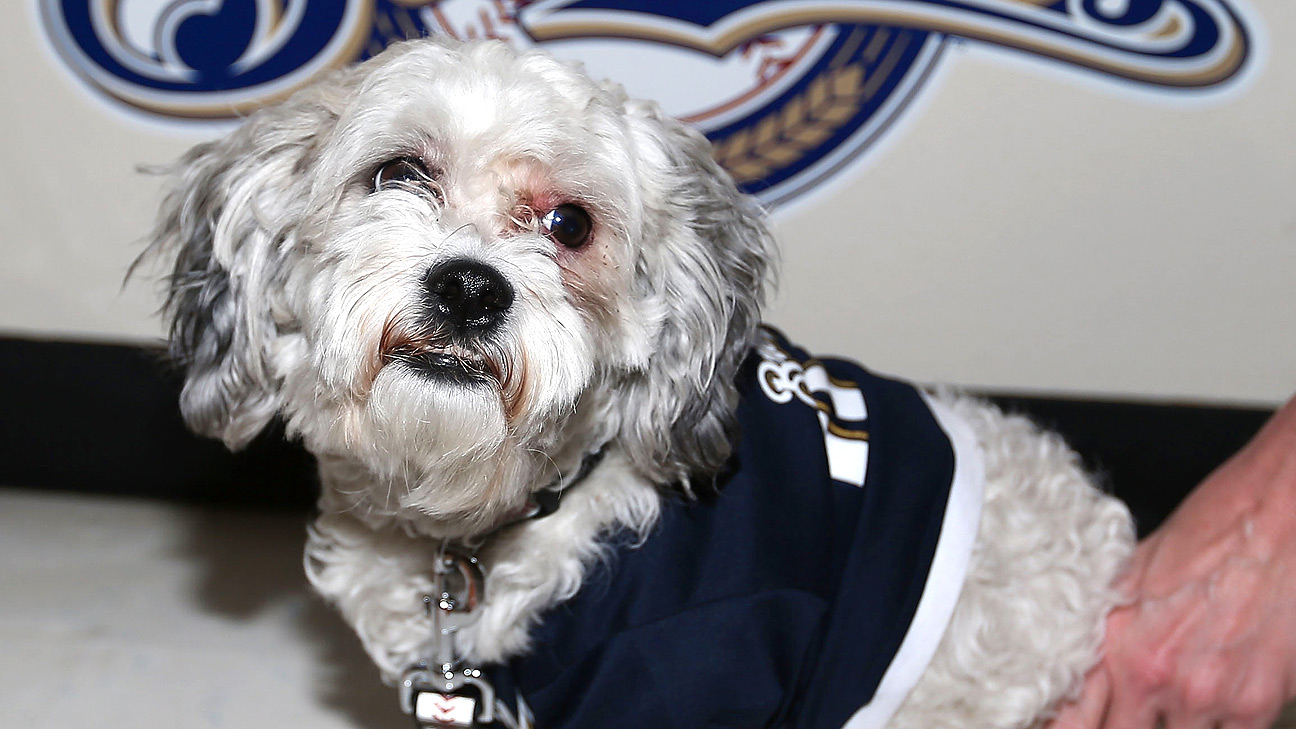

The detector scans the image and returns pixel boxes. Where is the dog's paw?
[305,513,440,680]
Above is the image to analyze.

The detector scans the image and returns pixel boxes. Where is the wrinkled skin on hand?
[1051,396,1296,729]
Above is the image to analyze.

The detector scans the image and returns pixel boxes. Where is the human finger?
[1049,668,1113,729]
[1100,655,1165,729]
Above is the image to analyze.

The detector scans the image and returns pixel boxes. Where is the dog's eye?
[373,157,430,192]
[540,204,592,249]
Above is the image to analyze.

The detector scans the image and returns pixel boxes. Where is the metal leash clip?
[400,548,496,728]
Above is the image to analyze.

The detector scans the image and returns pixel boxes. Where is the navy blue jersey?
[489,329,985,729]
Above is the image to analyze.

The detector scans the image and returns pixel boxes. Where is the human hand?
[1051,396,1296,729]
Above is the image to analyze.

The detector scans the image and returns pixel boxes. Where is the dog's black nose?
[423,259,514,334]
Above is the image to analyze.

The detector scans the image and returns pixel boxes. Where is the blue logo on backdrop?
[39,0,1255,205]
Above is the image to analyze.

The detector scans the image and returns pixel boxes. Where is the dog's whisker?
[525,447,562,489]
[438,222,477,250]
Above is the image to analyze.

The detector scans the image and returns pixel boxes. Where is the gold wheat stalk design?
[712,64,868,184]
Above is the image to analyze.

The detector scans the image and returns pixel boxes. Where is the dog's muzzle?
[378,258,515,386]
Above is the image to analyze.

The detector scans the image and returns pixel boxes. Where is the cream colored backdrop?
[3,2,1292,405]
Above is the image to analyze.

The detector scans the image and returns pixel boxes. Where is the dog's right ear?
[143,96,338,450]
[613,98,776,492]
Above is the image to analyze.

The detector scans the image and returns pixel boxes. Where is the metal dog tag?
[402,666,498,728]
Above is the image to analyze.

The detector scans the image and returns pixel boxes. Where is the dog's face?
[150,39,772,535]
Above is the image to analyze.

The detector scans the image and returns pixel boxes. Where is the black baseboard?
[985,394,1271,535]
[0,337,316,510]
[0,336,1274,533]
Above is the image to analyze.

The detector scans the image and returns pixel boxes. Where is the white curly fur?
[145,36,1135,728]
[891,395,1134,729]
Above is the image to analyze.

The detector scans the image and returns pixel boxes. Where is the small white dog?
[146,37,1134,729]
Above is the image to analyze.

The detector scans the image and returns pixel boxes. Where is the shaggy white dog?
[145,37,1135,729]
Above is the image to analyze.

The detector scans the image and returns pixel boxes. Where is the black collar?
[461,446,608,548]
[527,446,607,520]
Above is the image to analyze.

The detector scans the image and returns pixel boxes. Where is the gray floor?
[0,489,404,729]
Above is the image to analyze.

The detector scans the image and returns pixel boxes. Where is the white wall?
[770,25,1296,405]
[3,1,1291,405]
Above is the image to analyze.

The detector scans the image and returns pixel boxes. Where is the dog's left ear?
[141,91,341,450]
[617,100,777,493]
